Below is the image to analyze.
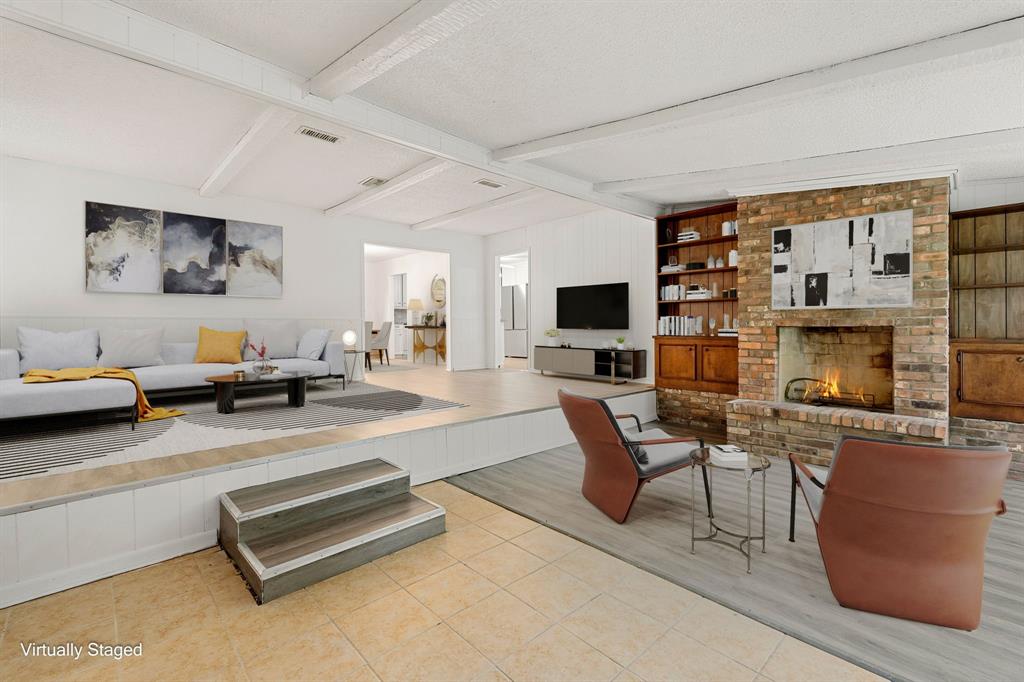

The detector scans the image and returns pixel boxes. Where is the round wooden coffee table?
[205,371,312,414]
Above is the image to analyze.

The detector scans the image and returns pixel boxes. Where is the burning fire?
[802,369,869,406]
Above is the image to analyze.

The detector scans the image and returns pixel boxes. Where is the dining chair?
[558,389,711,523]
[370,321,392,366]
[790,435,1010,630]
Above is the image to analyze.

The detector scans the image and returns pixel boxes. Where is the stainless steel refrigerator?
[501,284,528,358]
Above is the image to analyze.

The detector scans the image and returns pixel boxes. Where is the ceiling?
[2,1,1022,236]
[116,1,416,77]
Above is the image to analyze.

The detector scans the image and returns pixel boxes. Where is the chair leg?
[789,458,797,542]
[385,349,390,366]
[700,465,713,518]
[378,349,384,363]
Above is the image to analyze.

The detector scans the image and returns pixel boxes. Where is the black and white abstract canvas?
[226,221,283,297]
[162,212,226,295]
[85,202,161,293]
[771,209,913,309]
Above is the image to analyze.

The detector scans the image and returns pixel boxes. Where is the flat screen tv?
[557,282,629,330]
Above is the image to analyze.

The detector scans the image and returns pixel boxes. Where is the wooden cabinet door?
[569,350,595,375]
[953,343,1024,422]
[702,344,739,385]
[656,341,698,384]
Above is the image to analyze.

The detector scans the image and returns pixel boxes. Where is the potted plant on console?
[616,336,626,350]
[545,329,560,347]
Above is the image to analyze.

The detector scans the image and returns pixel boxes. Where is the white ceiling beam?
[593,128,1023,195]
[492,17,1024,163]
[412,188,546,231]
[728,165,959,197]
[0,1,660,218]
[324,158,453,216]
[306,0,502,99]
[199,106,296,197]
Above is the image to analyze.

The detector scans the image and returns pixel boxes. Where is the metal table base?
[690,461,767,574]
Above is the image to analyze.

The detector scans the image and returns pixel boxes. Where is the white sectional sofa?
[0,324,347,426]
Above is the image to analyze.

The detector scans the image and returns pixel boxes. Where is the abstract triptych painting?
[771,209,913,309]
[84,203,282,297]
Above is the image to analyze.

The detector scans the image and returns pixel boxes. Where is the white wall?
[0,157,487,370]
[364,250,450,365]
[485,210,656,381]
[950,177,1024,212]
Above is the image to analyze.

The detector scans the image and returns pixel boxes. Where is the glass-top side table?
[690,447,771,573]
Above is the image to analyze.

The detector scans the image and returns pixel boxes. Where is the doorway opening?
[364,244,451,372]
[497,251,530,370]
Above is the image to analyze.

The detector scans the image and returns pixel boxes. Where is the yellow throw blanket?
[22,367,184,422]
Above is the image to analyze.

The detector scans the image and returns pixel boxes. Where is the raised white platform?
[0,389,654,607]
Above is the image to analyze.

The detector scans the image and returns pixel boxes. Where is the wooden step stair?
[219,459,444,603]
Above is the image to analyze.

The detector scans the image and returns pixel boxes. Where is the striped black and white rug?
[0,383,463,480]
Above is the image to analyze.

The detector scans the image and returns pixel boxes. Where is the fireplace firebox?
[778,326,894,413]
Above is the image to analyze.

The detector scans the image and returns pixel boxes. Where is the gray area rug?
[447,441,1024,682]
[0,382,464,480]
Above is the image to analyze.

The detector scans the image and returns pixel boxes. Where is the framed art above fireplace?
[771,209,913,309]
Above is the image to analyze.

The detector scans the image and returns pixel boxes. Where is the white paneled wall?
[485,210,656,380]
[950,177,1024,212]
[0,390,655,608]
[0,156,488,371]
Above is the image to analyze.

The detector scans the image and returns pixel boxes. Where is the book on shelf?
[676,231,701,242]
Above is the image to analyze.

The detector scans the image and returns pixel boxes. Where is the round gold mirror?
[431,275,447,307]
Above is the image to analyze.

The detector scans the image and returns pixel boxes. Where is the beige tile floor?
[0,483,884,682]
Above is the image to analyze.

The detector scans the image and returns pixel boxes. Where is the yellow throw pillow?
[194,327,246,364]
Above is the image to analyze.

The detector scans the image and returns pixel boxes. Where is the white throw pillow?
[18,327,100,373]
[99,328,164,368]
[243,319,299,359]
[296,329,331,360]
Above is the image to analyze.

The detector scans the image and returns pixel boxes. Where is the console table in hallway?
[408,325,446,365]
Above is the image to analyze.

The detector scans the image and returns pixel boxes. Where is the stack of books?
[677,230,701,243]
[660,264,683,274]
[716,327,739,337]
[686,288,712,300]
[710,444,748,466]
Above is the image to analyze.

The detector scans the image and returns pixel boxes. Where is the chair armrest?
[0,348,19,379]
[789,453,825,489]
[615,413,642,432]
[322,341,345,376]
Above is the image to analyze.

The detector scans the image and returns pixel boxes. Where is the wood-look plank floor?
[448,422,1024,682]
[0,364,651,509]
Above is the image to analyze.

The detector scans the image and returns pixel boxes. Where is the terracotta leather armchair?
[558,389,710,523]
[790,435,1010,630]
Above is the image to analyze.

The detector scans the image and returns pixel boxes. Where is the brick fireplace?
[727,178,950,465]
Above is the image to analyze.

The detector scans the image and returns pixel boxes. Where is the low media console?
[534,346,647,384]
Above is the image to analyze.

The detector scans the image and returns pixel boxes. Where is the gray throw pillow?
[243,320,299,359]
[99,328,164,368]
[296,329,331,360]
[18,327,100,373]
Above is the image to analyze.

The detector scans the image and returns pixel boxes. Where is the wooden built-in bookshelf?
[654,202,739,394]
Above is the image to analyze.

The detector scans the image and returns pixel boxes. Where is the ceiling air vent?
[295,126,340,144]
[359,177,388,188]
[474,178,505,189]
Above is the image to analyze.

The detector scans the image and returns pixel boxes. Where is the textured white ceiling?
[436,192,596,235]
[626,131,1024,205]
[355,0,1024,148]
[224,117,431,210]
[115,0,416,76]
[0,20,265,189]
[539,45,1024,184]
[353,164,530,225]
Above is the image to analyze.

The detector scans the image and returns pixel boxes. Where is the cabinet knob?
[1017,356,1024,363]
